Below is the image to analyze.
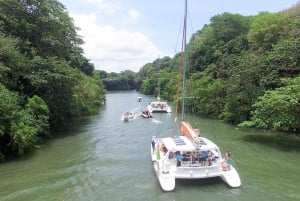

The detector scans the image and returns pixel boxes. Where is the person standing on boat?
[200,151,208,166]
[151,137,156,154]
[161,144,168,155]
[207,150,213,166]
[225,151,232,170]
[156,149,161,160]
[192,151,198,164]
[176,152,182,167]
[222,151,232,171]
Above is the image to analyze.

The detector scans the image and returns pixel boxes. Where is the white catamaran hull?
[152,161,176,191]
[220,166,241,188]
[151,145,175,191]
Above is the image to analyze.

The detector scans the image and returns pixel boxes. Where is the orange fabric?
[181,122,193,140]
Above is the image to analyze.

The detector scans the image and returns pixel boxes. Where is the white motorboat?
[150,0,241,191]
[121,112,134,121]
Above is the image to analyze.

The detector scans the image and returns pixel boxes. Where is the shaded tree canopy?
[0,0,105,160]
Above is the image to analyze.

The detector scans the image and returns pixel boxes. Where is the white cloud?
[127,9,140,22]
[82,0,141,23]
[84,0,121,15]
[71,13,161,72]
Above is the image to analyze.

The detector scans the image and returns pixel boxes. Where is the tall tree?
[0,0,93,74]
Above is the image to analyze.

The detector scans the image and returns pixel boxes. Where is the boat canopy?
[162,136,219,152]
[163,136,194,151]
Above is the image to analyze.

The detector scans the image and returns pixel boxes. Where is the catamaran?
[147,60,172,113]
[150,0,241,192]
[147,96,172,113]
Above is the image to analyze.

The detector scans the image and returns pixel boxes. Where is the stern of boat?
[158,170,175,191]
[220,166,241,187]
[175,165,222,179]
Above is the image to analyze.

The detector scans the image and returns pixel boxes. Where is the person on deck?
[192,151,198,164]
[151,137,156,154]
[200,151,208,166]
[222,151,232,171]
[207,150,213,166]
[176,152,182,167]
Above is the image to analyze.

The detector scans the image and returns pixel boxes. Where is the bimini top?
[162,136,219,152]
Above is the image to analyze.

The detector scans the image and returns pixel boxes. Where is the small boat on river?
[141,109,152,118]
[150,0,241,192]
[121,112,134,121]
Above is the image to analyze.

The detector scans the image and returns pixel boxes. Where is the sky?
[59,0,299,73]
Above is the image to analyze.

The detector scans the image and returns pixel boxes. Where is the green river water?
[0,91,299,201]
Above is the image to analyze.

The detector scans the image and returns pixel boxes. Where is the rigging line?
[173,0,187,136]
[174,1,194,54]
[181,0,197,126]
[174,17,184,54]
[181,0,188,122]
[187,7,195,38]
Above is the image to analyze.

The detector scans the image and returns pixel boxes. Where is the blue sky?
[59,0,299,72]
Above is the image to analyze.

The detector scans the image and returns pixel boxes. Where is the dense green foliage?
[239,76,300,132]
[99,70,141,91]
[139,6,300,134]
[0,0,105,160]
[98,57,178,91]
